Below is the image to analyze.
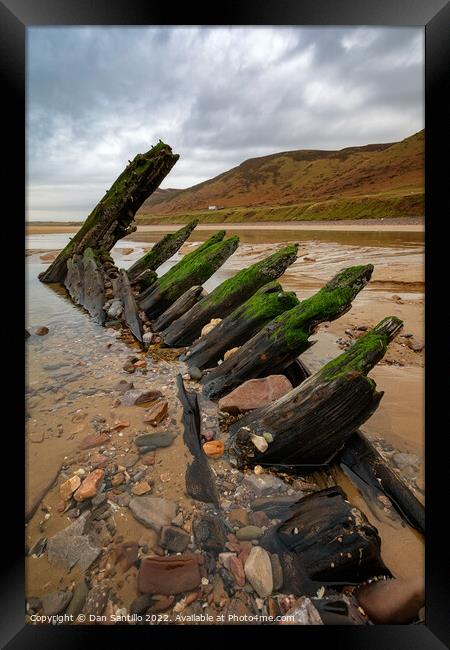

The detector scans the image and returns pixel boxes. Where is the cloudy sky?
[27,26,424,221]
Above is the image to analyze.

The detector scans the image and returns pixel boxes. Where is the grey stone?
[66,581,89,617]
[243,473,288,497]
[143,332,154,344]
[159,525,190,553]
[46,513,101,571]
[393,452,420,470]
[236,526,263,541]
[189,366,203,380]
[244,546,273,598]
[42,590,72,616]
[121,389,159,406]
[107,300,123,319]
[129,496,177,532]
[270,553,284,591]
[135,432,175,450]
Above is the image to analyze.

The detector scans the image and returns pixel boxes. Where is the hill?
[138,130,424,223]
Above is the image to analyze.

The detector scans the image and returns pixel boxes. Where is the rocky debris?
[202,440,225,458]
[115,379,134,394]
[141,451,156,465]
[201,318,222,338]
[193,514,227,555]
[129,496,177,532]
[142,331,154,344]
[270,554,283,591]
[41,590,72,616]
[188,366,203,381]
[134,431,176,451]
[243,473,289,497]
[123,359,136,373]
[73,469,104,502]
[131,480,153,496]
[134,359,147,368]
[82,585,111,619]
[79,432,110,450]
[236,525,263,541]
[138,554,203,594]
[111,472,125,486]
[228,508,249,527]
[218,375,293,415]
[244,546,273,597]
[105,299,123,319]
[159,525,190,553]
[121,389,162,407]
[66,581,89,617]
[223,596,254,623]
[59,475,81,501]
[35,326,49,336]
[143,399,168,425]
[249,510,270,528]
[283,596,323,624]
[120,451,139,468]
[393,452,420,470]
[47,513,101,571]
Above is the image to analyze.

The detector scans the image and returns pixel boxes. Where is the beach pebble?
[35,326,49,336]
[244,546,273,597]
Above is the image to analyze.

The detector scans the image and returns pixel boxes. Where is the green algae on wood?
[162,243,299,347]
[127,219,198,281]
[228,315,403,467]
[139,235,240,319]
[202,264,374,399]
[39,141,179,283]
[185,281,300,370]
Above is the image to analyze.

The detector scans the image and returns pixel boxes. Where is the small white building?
[208,205,218,210]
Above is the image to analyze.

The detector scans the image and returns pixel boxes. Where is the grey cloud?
[27,26,423,220]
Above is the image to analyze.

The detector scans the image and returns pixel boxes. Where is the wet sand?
[27,219,424,236]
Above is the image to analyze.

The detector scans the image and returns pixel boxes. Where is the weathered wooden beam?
[127,219,198,281]
[139,235,239,319]
[202,264,374,399]
[184,281,300,369]
[39,141,179,283]
[153,286,207,332]
[161,243,299,347]
[112,270,144,344]
[339,432,425,534]
[228,316,403,467]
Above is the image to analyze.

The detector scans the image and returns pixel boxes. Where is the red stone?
[79,433,110,450]
[138,554,203,595]
[218,375,293,415]
[229,556,246,587]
